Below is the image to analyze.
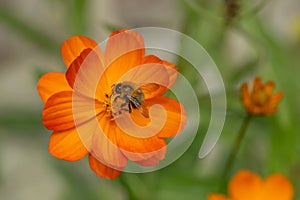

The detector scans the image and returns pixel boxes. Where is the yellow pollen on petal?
[103,89,113,118]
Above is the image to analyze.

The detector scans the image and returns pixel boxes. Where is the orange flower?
[37,29,187,179]
[208,170,294,200]
[241,76,283,115]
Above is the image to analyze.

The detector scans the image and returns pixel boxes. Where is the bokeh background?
[0,0,300,199]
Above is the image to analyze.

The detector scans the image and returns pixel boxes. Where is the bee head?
[114,83,122,94]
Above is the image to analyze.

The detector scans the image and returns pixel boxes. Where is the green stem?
[118,174,139,200]
[220,114,252,190]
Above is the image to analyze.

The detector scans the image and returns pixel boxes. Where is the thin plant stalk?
[220,114,252,189]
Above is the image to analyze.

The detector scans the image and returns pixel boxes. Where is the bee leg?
[120,102,128,108]
[120,107,129,113]
[128,103,132,113]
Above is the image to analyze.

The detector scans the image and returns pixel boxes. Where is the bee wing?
[138,83,160,98]
[128,96,149,118]
[138,103,149,118]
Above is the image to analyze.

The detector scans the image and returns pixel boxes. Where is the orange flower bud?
[240,77,283,116]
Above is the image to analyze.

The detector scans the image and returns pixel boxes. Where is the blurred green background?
[0,0,300,199]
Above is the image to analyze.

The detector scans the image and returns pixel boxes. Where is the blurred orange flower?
[240,76,283,115]
[37,29,187,179]
[208,170,294,200]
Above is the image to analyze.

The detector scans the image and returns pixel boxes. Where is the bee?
[111,81,159,118]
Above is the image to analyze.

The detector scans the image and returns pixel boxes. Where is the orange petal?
[253,77,262,92]
[207,194,230,200]
[142,55,178,84]
[127,105,167,166]
[89,154,122,179]
[134,147,166,166]
[114,61,175,102]
[115,123,167,162]
[141,55,178,98]
[61,36,99,68]
[49,129,88,161]
[65,48,92,88]
[66,49,107,100]
[86,114,128,169]
[104,29,145,86]
[105,29,145,65]
[228,170,263,200]
[262,174,294,200]
[119,62,169,85]
[139,83,165,100]
[269,92,283,105]
[146,96,187,138]
[37,72,71,103]
[43,91,103,131]
[240,83,250,105]
[43,91,75,131]
[111,96,186,164]
[161,59,178,88]
[263,81,275,96]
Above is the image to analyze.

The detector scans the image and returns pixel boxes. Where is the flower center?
[252,90,269,106]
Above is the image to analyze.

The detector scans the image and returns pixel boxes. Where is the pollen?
[103,89,114,117]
